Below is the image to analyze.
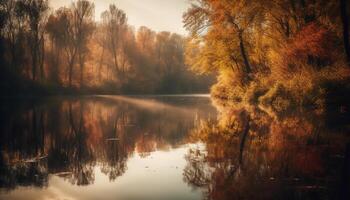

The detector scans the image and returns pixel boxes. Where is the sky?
[49,0,190,35]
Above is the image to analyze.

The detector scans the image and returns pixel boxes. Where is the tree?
[72,0,94,87]
[46,8,71,84]
[1,0,26,73]
[184,0,267,85]
[101,4,127,81]
[0,1,212,94]
[136,26,155,53]
[48,8,76,87]
[25,0,49,81]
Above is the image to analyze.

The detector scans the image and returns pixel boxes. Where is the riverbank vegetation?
[184,0,350,111]
[0,0,212,96]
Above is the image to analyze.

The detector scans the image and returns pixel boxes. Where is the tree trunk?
[40,36,45,81]
[110,34,119,74]
[32,56,37,80]
[68,50,77,87]
[340,0,350,64]
[32,40,38,81]
[10,35,17,71]
[79,52,84,88]
[31,28,41,81]
[238,32,252,78]
[239,112,250,165]
[98,44,105,82]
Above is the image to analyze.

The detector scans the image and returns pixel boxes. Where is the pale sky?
[49,0,190,35]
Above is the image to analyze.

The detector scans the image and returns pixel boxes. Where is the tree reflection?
[184,103,350,200]
[100,112,128,181]
[0,96,213,190]
[65,102,95,186]
[0,105,48,190]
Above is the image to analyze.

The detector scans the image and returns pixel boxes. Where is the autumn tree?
[184,0,264,84]
[136,26,155,54]
[25,0,49,81]
[184,0,350,107]
[46,8,69,84]
[72,0,94,87]
[1,0,28,73]
[0,1,212,94]
[101,4,127,81]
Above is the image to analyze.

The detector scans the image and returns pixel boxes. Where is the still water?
[0,95,349,200]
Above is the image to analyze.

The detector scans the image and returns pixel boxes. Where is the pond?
[0,95,349,200]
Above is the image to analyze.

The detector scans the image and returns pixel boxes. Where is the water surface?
[0,95,215,200]
[0,95,349,200]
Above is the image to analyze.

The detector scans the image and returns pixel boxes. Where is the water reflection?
[0,96,215,198]
[1,96,349,200]
[184,101,350,200]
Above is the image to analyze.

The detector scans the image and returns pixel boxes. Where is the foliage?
[259,84,292,112]
[0,0,213,95]
[184,0,350,111]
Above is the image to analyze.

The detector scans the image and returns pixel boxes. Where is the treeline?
[0,0,212,95]
[184,0,350,111]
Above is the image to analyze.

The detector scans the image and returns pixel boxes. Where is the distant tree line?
[0,0,212,95]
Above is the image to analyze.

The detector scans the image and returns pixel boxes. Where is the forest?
[0,0,212,95]
[1,0,349,110]
[184,0,350,111]
[1,1,350,199]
